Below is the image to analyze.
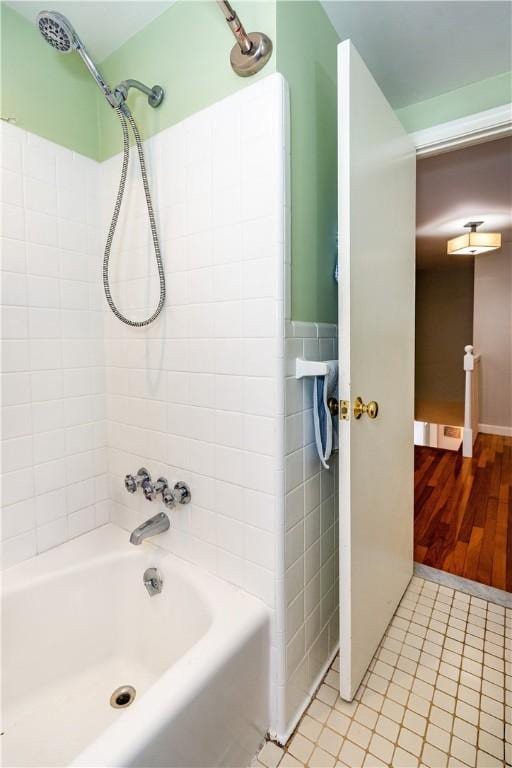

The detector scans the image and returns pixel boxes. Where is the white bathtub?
[1,524,269,767]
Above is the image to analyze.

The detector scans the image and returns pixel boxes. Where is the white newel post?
[463,344,474,457]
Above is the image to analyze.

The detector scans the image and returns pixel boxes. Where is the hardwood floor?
[414,433,511,592]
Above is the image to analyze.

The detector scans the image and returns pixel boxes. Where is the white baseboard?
[478,423,512,437]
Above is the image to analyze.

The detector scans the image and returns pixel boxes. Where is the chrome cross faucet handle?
[173,481,191,504]
[161,488,176,509]
[142,476,168,502]
[125,467,151,494]
[141,477,177,509]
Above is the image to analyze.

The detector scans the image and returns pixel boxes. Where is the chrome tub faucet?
[130,512,170,545]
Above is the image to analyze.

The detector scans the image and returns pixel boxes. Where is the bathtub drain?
[110,685,136,708]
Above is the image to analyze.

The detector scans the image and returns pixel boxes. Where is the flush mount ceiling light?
[447,221,502,256]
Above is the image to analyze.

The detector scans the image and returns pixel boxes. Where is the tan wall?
[415,265,474,405]
[473,243,512,430]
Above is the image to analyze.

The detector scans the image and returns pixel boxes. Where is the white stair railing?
[463,344,481,457]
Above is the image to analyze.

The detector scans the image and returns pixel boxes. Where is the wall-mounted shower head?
[217,0,272,77]
[37,10,77,53]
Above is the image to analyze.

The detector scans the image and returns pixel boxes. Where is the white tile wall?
[100,74,289,729]
[1,122,108,569]
[281,320,339,740]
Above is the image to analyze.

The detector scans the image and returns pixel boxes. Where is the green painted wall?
[98,1,277,160]
[276,1,339,324]
[0,1,276,160]
[397,71,512,133]
[98,0,339,323]
[0,4,100,158]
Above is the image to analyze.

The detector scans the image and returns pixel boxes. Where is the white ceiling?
[322,1,512,108]
[7,1,174,60]
[416,137,512,269]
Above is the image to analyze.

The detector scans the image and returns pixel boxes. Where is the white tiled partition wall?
[281,321,339,740]
[101,74,288,729]
[1,123,108,569]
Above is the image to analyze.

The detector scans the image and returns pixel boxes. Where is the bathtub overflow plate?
[110,685,136,709]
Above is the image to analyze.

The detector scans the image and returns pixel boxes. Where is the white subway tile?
[2,435,33,472]
[2,202,25,240]
[1,125,24,173]
[2,404,32,439]
[33,430,65,464]
[33,458,66,495]
[27,275,60,308]
[1,499,35,540]
[1,237,26,272]
[36,517,68,553]
[2,272,27,306]
[245,524,275,570]
[243,376,275,417]
[2,306,28,338]
[30,339,62,371]
[1,529,37,569]
[1,372,31,406]
[26,210,58,247]
[1,170,24,207]
[24,142,56,185]
[25,177,57,217]
[31,371,63,402]
[26,243,59,278]
[1,467,34,506]
[244,414,276,456]
[35,488,67,526]
[214,374,243,412]
[68,505,96,539]
[28,308,61,338]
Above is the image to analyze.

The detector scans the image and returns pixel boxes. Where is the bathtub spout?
[130,512,170,545]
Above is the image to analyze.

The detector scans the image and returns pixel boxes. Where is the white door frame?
[412,102,512,157]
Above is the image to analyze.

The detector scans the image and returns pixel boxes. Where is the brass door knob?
[353,396,379,420]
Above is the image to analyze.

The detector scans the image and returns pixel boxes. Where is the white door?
[338,40,416,700]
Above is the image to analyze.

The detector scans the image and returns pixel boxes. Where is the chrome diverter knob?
[125,467,150,493]
[142,476,168,502]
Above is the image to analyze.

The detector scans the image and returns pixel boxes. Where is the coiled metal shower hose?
[103,105,165,327]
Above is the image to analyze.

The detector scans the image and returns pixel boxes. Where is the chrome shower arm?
[217,0,252,54]
[114,79,164,108]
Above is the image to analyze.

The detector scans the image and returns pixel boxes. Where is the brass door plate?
[327,398,350,420]
[340,400,350,420]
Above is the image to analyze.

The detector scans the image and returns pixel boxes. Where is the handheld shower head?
[37,11,77,53]
[35,10,164,111]
[36,10,122,107]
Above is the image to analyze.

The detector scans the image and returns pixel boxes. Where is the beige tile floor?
[254,577,510,768]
